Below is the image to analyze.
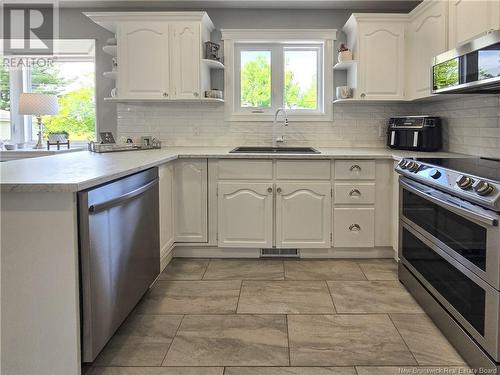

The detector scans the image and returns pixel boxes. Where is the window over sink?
[222,29,336,122]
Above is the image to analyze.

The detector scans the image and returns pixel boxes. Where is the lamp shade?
[19,93,59,116]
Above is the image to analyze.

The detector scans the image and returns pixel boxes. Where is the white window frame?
[221,29,336,122]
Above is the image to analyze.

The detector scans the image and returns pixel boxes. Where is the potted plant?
[338,43,353,63]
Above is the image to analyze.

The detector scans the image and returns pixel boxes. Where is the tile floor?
[87,258,469,375]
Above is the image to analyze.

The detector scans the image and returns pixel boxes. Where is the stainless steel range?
[396,157,500,372]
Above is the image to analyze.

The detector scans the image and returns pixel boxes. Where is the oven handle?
[400,178,498,227]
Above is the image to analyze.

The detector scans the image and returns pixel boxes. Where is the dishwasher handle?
[89,179,158,214]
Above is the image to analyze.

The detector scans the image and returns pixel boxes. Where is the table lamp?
[19,93,59,149]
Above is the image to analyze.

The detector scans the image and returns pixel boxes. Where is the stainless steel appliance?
[396,157,500,371]
[432,30,500,94]
[386,116,442,151]
[78,168,160,362]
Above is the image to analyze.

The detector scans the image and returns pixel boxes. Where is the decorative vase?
[338,50,353,63]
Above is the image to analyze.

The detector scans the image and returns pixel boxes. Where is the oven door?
[400,222,500,361]
[399,177,500,289]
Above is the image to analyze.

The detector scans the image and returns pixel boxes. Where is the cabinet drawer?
[334,183,375,205]
[276,160,331,180]
[334,160,375,180]
[218,160,273,180]
[333,208,374,247]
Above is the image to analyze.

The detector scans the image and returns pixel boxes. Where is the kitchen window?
[1,39,96,145]
[222,29,336,121]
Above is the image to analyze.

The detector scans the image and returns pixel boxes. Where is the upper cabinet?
[406,0,448,100]
[85,12,219,101]
[343,14,407,100]
[448,0,500,47]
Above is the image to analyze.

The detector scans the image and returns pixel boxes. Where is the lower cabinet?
[276,183,331,248]
[333,207,375,247]
[159,163,174,256]
[217,181,332,249]
[217,182,274,248]
[174,159,208,243]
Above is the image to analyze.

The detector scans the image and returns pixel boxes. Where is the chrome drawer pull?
[349,224,361,232]
[267,187,273,193]
[349,189,361,197]
[350,164,362,172]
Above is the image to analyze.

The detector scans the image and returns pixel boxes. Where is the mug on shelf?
[336,86,353,99]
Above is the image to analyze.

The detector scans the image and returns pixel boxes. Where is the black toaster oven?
[386,116,442,151]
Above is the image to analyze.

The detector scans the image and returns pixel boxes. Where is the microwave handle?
[400,179,498,227]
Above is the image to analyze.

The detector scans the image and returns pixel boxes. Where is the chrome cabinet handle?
[193,92,199,97]
[349,224,361,232]
[350,164,362,172]
[267,187,273,193]
[163,92,168,97]
[277,187,282,194]
[349,189,361,197]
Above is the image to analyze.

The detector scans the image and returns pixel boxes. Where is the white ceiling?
[60,0,421,11]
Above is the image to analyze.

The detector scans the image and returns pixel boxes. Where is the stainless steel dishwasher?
[78,167,160,362]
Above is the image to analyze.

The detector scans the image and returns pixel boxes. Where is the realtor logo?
[2,0,59,55]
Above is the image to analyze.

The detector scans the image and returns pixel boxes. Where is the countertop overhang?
[0,147,468,193]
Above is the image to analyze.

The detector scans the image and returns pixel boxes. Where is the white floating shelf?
[103,71,117,80]
[333,60,357,71]
[102,45,117,56]
[201,59,224,69]
[104,97,224,103]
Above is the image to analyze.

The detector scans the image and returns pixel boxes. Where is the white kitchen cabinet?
[334,160,375,180]
[174,159,208,243]
[407,0,448,100]
[333,208,375,248]
[170,22,202,99]
[217,182,274,248]
[276,183,332,248]
[159,163,174,257]
[117,22,170,99]
[448,0,500,47]
[343,14,407,100]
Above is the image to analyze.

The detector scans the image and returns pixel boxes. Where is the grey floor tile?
[356,366,470,375]
[357,259,398,280]
[94,314,183,366]
[163,314,289,366]
[284,260,366,281]
[159,259,209,280]
[237,281,335,314]
[136,281,241,314]
[203,259,284,280]
[225,367,357,375]
[327,281,423,313]
[92,368,223,375]
[288,314,417,366]
[390,314,467,366]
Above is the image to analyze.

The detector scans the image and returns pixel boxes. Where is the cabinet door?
[170,22,201,100]
[174,159,208,243]
[117,22,170,99]
[358,21,406,99]
[218,182,273,248]
[408,1,448,99]
[159,163,174,257]
[449,0,500,47]
[276,183,332,249]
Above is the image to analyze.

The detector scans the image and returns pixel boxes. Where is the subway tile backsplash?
[117,94,499,158]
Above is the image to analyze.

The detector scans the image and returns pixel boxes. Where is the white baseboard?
[172,246,396,259]
[160,243,175,271]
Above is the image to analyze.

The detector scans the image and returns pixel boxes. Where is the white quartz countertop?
[0,147,469,193]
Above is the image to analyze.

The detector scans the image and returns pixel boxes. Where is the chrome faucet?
[273,108,289,147]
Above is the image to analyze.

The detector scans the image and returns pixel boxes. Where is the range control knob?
[407,162,420,172]
[398,160,408,169]
[456,175,474,190]
[473,180,495,196]
[429,169,441,179]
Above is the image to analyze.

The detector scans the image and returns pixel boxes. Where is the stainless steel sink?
[230,146,320,154]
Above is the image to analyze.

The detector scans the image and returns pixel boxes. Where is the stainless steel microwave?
[432,29,500,94]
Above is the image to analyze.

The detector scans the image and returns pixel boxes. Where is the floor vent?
[260,248,300,258]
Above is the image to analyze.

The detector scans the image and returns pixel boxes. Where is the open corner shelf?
[201,59,224,69]
[103,71,117,80]
[333,60,357,71]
